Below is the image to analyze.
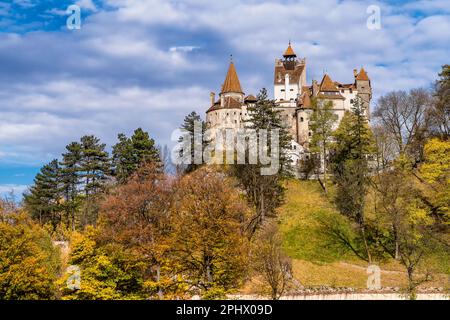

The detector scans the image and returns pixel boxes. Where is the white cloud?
[0,184,29,198]
[0,0,449,172]
[76,0,98,12]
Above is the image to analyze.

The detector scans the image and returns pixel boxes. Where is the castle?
[205,43,372,164]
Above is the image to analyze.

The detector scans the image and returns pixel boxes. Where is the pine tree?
[112,128,160,183]
[309,98,338,193]
[80,135,111,195]
[331,97,375,262]
[24,159,62,227]
[178,111,207,173]
[232,88,292,237]
[60,141,83,230]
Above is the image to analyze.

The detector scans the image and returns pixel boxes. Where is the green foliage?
[178,111,208,173]
[330,98,376,262]
[309,98,338,155]
[0,212,60,300]
[112,128,161,183]
[79,135,111,196]
[431,64,450,137]
[23,159,62,228]
[309,98,338,192]
[232,88,292,237]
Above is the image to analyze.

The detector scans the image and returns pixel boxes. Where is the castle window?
[281,89,285,92]
[290,89,294,91]
[308,132,312,137]
[234,112,236,115]
[300,117,304,122]
[350,99,354,104]
[235,120,237,124]
[349,89,353,93]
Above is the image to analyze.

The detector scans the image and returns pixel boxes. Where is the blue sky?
[0,0,449,199]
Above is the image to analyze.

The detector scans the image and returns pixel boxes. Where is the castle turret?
[283,41,297,70]
[220,60,244,106]
[355,67,372,119]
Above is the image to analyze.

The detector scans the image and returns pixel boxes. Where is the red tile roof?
[221,62,243,94]
[356,67,369,81]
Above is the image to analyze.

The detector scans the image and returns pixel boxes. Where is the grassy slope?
[278,179,447,289]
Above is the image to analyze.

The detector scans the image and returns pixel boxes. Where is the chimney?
[353,69,358,78]
[210,92,215,106]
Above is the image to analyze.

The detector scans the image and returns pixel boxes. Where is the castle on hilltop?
[205,43,372,164]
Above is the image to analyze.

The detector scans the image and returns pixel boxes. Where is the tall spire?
[356,67,369,81]
[221,59,243,94]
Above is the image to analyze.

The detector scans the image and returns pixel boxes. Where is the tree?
[60,228,146,300]
[418,138,450,228]
[80,135,111,196]
[373,88,432,163]
[112,128,161,183]
[98,162,177,299]
[24,159,62,228]
[0,209,60,300]
[232,88,292,237]
[251,221,292,300]
[60,141,83,231]
[178,111,207,174]
[373,165,438,299]
[430,65,450,138]
[331,98,375,263]
[171,167,250,297]
[309,98,338,193]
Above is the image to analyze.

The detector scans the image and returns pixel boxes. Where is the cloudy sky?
[0,0,449,198]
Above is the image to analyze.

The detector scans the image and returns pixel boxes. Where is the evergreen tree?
[431,65,450,138]
[309,98,338,193]
[232,88,292,237]
[60,141,83,230]
[331,97,375,262]
[24,159,62,227]
[80,135,111,195]
[178,111,207,173]
[112,128,160,183]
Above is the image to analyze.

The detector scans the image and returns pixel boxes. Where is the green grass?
[276,179,449,290]
[279,179,353,263]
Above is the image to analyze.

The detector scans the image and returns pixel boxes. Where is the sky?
[0,0,449,199]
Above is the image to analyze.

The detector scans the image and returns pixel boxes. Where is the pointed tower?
[355,67,372,119]
[220,59,244,106]
[274,42,307,105]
